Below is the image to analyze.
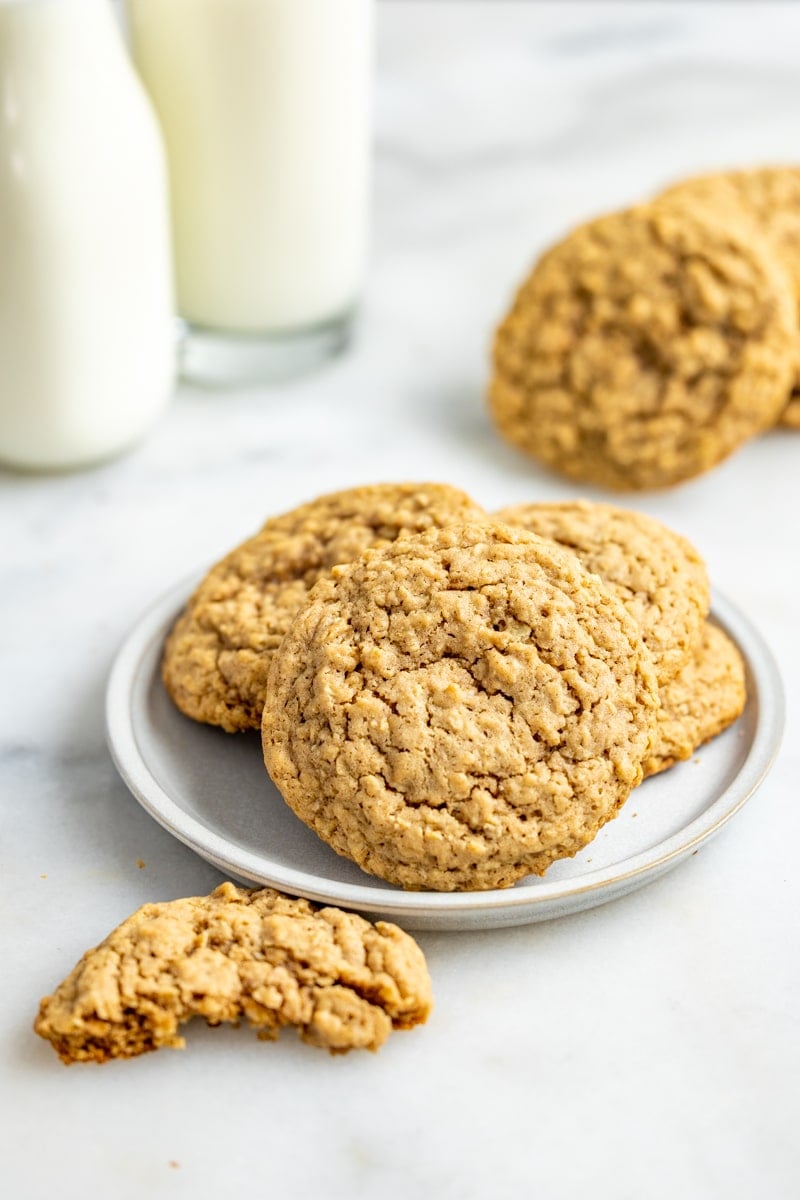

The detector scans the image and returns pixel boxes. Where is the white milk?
[126,0,372,335]
[0,0,174,471]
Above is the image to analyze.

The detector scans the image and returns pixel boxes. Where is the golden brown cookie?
[494,500,709,685]
[659,167,800,430]
[162,483,485,732]
[489,200,796,489]
[34,883,432,1064]
[643,622,746,778]
[659,166,800,308]
[781,395,800,429]
[262,522,659,892]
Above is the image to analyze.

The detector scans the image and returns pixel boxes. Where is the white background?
[2,3,799,1197]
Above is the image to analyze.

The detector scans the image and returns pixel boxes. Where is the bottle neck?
[0,0,122,53]
[0,1,131,89]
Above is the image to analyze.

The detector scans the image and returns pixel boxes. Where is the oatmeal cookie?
[162,483,485,732]
[34,882,432,1063]
[494,500,709,684]
[781,395,800,429]
[489,200,796,489]
[643,622,746,778]
[660,167,800,429]
[262,522,659,892]
[659,166,800,309]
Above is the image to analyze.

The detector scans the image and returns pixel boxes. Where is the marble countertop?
[3,3,799,1197]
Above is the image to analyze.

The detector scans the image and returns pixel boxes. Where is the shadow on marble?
[7,1017,59,1076]
[416,855,701,962]
[422,376,615,501]
[28,665,226,898]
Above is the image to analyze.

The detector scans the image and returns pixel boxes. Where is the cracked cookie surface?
[262,522,659,892]
[659,166,800,430]
[489,200,796,489]
[643,622,746,778]
[162,483,485,732]
[34,882,432,1063]
[494,501,709,685]
[659,166,800,309]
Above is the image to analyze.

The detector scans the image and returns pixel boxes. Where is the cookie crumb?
[136,859,146,869]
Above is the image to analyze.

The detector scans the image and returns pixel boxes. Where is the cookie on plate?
[262,522,659,892]
[489,200,796,489]
[494,500,709,685]
[162,483,485,732]
[643,622,746,778]
[34,883,432,1063]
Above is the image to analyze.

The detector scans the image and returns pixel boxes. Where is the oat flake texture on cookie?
[489,199,796,490]
[659,167,800,315]
[643,622,746,778]
[494,500,710,686]
[34,883,432,1063]
[658,165,800,432]
[262,522,659,892]
[162,482,485,733]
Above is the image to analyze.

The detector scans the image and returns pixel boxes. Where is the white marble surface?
[3,3,800,1196]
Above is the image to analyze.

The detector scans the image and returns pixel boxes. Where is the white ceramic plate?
[106,579,783,931]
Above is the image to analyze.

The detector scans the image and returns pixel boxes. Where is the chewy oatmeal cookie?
[494,500,709,685]
[643,622,746,778]
[162,483,485,732]
[489,200,796,489]
[659,167,800,311]
[34,883,432,1063]
[781,394,800,429]
[659,166,800,430]
[262,522,659,892]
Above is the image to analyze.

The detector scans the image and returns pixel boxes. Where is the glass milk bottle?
[0,0,175,471]
[126,0,373,384]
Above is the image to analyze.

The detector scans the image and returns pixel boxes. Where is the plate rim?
[106,575,785,922]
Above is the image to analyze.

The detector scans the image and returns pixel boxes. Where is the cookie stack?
[162,484,746,893]
[489,165,800,489]
[493,501,746,779]
[163,483,485,732]
[32,486,749,1065]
